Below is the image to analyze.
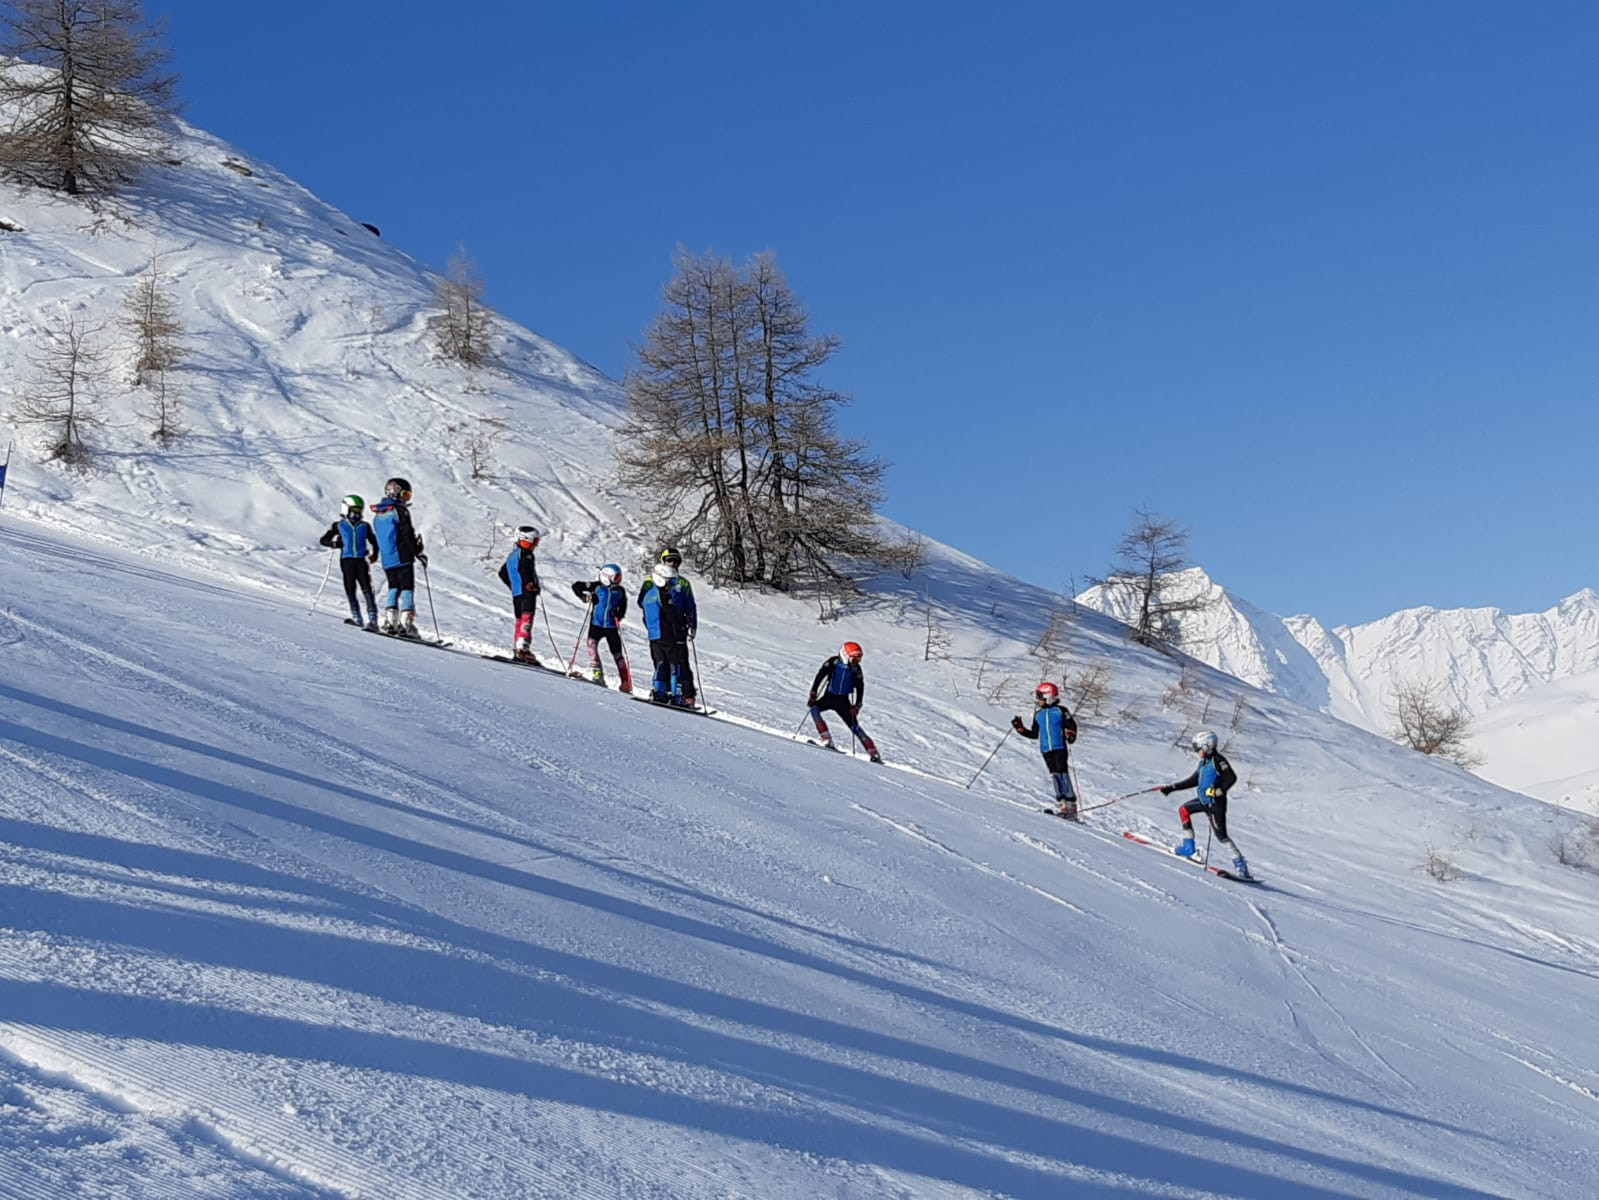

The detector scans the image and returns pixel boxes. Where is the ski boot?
[869,752,884,765]
[1231,856,1253,880]
[381,608,400,635]
[1056,800,1079,821]
[1175,835,1197,858]
[397,613,420,639]
[590,667,605,685]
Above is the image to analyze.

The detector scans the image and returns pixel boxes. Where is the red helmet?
[1035,681,1060,705]
[841,642,863,663]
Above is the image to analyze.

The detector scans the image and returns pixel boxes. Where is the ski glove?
[1158,785,1173,796]
[807,694,818,707]
[1011,716,1026,733]
[416,552,429,567]
[524,582,539,595]
[686,627,696,641]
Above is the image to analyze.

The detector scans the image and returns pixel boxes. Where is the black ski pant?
[1179,796,1229,841]
[649,638,694,700]
[1042,748,1074,803]
[808,694,878,756]
[340,558,377,620]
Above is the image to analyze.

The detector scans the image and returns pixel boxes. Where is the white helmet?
[516,525,541,548]
[598,563,622,586]
[1192,730,1218,754]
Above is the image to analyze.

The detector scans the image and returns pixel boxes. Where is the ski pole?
[539,601,564,663]
[420,560,442,641]
[966,726,1013,789]
[793,711,812,739]
[565,593,596,676]
[1077,786,1160,815]
[690,636,707,711]
[308,549,335,615]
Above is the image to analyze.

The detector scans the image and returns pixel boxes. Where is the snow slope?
[4,515,1598,1199]
[0,115,1596,1198]
[1469,666,1599,818]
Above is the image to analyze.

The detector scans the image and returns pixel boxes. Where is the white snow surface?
[1469,667,1599,818]
[0,118,1596,1197]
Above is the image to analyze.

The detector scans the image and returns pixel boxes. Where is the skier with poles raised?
[498,525,542,663]
[806,642,882,763]
[1011,681,1079,817]
[570,563,632,691]
[1158,731,1252,879]
[370,477,427,638]
[638,552,697,707]
[317,494,380,630]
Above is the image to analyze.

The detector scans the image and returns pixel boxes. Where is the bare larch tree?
[120,260,184,442]
[1095,509,1211,650]
[0,0,179,196]
[619,248,891,596]
[11,310,108,466]
[433,243,492,367]
[1390,681,1482,768]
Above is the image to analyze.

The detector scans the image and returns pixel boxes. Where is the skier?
[1011,681,1079,817]
[637,557,697,706]
[1158,731,1251,879]
[498,525,542,663]
[370,476,427,638]
[571,563,632,691]
[806,642,882,763]
[317,494,380,630]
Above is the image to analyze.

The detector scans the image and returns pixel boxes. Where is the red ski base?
[1121,830,1259,883]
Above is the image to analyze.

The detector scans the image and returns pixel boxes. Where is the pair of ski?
[346,617,453,649]
[485,650,714,714]
[1120,829,1260,883]
[1039,810,1260,884]
[804,738,882,764]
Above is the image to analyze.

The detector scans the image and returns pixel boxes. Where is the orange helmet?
[1035,681,1060,705]
[841,642,863,663]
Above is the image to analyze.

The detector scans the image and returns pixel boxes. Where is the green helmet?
[342,494,364,518]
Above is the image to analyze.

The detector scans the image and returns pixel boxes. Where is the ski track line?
[910,776,1186,911]
[1243,899,1413,1092]
[848,801,1087,915]
[0,742,174,836]
[1501,1052,1599,1107]
[0,1024,357,1199]
[8,607,553,862]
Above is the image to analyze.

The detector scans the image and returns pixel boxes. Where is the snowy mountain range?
[2,114,1597,1197]
[1079,569,1599,810]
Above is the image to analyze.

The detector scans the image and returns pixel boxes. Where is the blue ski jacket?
[371,499,423,569]
[499,545,540,595]
[637,575,696,641]
[809,656,864,708]
[1170,752,1236,800]
[319,518,376,561]
[572,580,627,628]
[1017,705,1078,754]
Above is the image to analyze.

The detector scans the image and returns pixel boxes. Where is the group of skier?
[318,480,1250,879]
[317,477,426,636]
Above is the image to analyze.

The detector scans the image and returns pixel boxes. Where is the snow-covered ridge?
[1081,568,1599,731]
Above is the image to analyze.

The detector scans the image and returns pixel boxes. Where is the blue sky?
[156,1,1596,627]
